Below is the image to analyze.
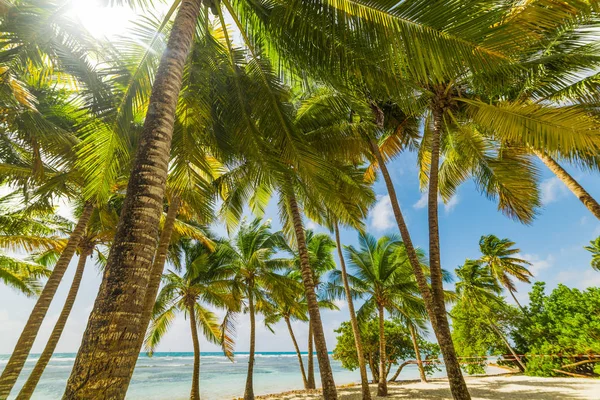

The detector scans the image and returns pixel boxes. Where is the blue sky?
[1,152,599,356]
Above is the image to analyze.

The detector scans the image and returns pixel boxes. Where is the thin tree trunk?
[17,246,93,400]
[188,304,201,400]
[389,361,411,382]
[306,320,315,389]
[369,134,470,400]
[508,288,527,315]
[285,317,308,389]
[0,201,93,399]
[334,222,371,400]
[488,321,525,371]
[244,290,256,400]
[533,149,600,220]
[63,1,202,398]
[377,303,387,396]
[287,190,337,400]
[408,324,427,383]
[368,354,378,383]
[135,197,181,353]
[427,101,471,400]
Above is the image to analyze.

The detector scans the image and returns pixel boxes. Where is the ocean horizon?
[0,351,435,399]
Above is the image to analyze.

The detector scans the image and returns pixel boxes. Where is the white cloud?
[519,253,555,276]
[413,192,428,209]
[370,195,394,231]
[443,195,460,213]
[540,177,568,205]
[413,191,459,213]
[305,220,318,230]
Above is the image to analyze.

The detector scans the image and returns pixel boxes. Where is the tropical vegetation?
[1,0,600,399]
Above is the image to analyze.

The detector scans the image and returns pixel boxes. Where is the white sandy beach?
[255,375,600,399]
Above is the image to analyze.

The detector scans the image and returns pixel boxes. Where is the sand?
[254,374,600,399]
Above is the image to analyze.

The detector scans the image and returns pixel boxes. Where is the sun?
[68,0,136,39]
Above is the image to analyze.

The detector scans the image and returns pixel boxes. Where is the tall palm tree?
[144,239,237,400]
[264,284,310,389]
[478,235,533,311]
[63,0,207,394]
[455,261,525,371]
[14,202,120,400]
[584,237,600,272]
[220,218,297,400]
[67,1,540,395]
[344,233,426,396]
[278,230,339,389]
[333,221,372,399]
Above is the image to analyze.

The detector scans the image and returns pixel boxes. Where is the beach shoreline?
[250,374,600,399]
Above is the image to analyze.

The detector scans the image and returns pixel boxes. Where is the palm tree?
[344,233,426,396]
[67,1,540,395]
[264,285,310,389]
[478,235,533,312]
[333,221,372,399]
[220,218,297,400]
[144,239,237,400]
[63,0,208,393]
[14,202,122,400]
[277,230,339,390]
[455,261,525,371]
[584,237,600,272]
[273,230,341,390]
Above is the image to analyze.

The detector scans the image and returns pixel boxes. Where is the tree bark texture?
[287,191,337,400]
[63,2,202,398]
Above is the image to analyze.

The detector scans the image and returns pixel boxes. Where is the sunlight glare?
[69,0,136,39]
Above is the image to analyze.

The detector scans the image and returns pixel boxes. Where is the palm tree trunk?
[63,2,202,398]
[285,317,308,389]
[244,290,256,400]
[488,321,525,371]
[287,190,337,400]
[533,149,600,220]
[188,304,201,400]
[334,222,371,400]
[136,196,181,352]
[377,304,387,396]
[306,320,315,389]
[427,101,471,400]
[408,324,427,383]
[0,201,93,399]
[368,133,470,400]
[508,288,527,315]
[17,246,93,400]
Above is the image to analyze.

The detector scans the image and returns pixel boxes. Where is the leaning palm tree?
[263,282,310,389]
[278,230,339,389]
[344,233,426,397]
[455,261,525,371]
[67,1,537,396]
[220,218,297,400]
[14,202,119,400]
[144,239,237,400]
[478,235,533,311]
[585,237,600,272]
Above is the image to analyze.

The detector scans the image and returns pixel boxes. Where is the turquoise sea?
[0,352,435,399]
